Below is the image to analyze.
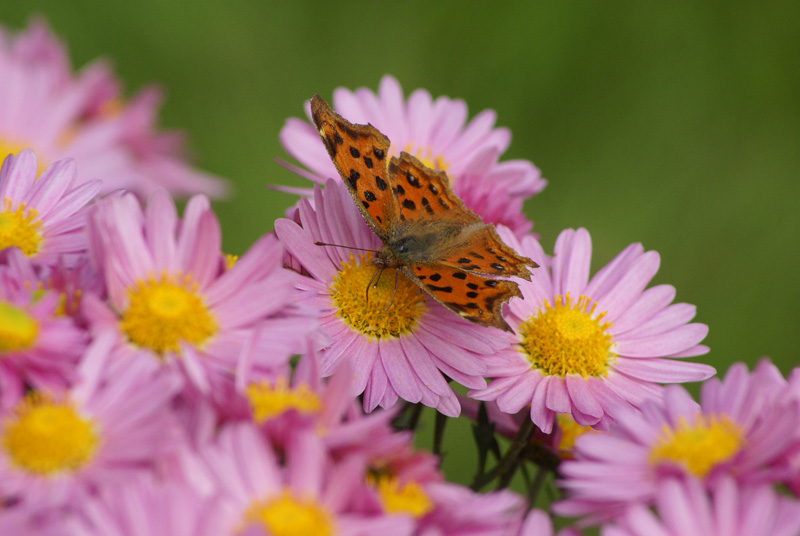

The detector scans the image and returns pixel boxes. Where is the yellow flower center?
[242,489,333,536]
[225,253,239,270]
[330,254,426,340]
[246,378,321,422]
[372,475,433,518]
[402,143,449,172]
[556,413,594,453]
[119,273,218,356]
[649,413,744,478]
[0,198,43,257]
[518,294,614,377]
[0,301,39,353]
[1,393,99,475]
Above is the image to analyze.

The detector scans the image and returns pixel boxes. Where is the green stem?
[470,418,536,491]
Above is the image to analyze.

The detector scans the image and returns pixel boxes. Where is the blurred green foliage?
[5,1,799,485]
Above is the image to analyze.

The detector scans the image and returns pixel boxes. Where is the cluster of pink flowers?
[1,18,799,536]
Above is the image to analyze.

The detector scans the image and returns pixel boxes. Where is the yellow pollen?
[225,253,239,270]
[0,301,39,353]
[0,198,43,257]
[242,489,333,536]
[119,272,218,357]
[371,475,433,518]
[246,378,322,422]
[556,413,595,454]
[649,413,745,478]
[518,294,614,377]
[401,143,449,172]
[1,392,99,475]
[330,254,426,340]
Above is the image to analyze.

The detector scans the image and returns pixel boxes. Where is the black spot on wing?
[364,190,376,202]
[452,272,467,280]
[402,199,416,211]
[375,176,387,191]
[364,156,373,169]
[467,282,478,289]
[349,147,360,158]
[348,169,359,189]
[429,273,442,281]
[333,132,344,145]
[373,148,385,160]
[405,172,421,188]
[427,284,453,293]
[469,252,485,259]
[490,263,505,271]
[421,197,434,214]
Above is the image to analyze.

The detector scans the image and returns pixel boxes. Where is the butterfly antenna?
[365,266,383,305]
[384,269,399,311]
[313,241,379,253]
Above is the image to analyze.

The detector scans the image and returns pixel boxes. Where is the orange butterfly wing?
[310,95,396,240]
[387,152,468,222]
[387,152,536,281]
[404,264,522,331]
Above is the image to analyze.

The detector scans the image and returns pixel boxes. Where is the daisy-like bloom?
[84,190,317,397]
[274,179,518,417]
[0,249,87,408]
[514,509,581,536]
[0,19,227,198]
[0,340,181,511]
[280,75,545,236]
[0,150,100,267]
[469,227,714,433]
[600,477,800,536]
[554,362,800,523]
[410,484,523,536]
[75,473,225,536]
[199,422,415,536]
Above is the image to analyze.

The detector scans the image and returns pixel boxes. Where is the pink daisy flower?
[0,507,86,536]
[76,473,224,536]
[412,484,523,536]
[600,477,800,536]
[0,249,87,408]
[246,350,407,459]
[0,340,181,512]
[0,150,100,267]
[469,227,714,433]
[555,362,800,523]
[199,422,414,536]
[84,190,317,397]
[0,19,227,198]
[514,508,581,536]
[274,179,518,417]
[280,75,545,236]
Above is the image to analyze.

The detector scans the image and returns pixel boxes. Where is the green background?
[6,1,799,486]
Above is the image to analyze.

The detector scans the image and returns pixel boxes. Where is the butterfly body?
[311,95,537,332]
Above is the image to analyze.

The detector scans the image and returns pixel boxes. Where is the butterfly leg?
[365,265,384,305]
[384,268,400,311]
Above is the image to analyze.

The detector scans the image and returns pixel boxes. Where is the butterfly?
[310,95,538,332]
